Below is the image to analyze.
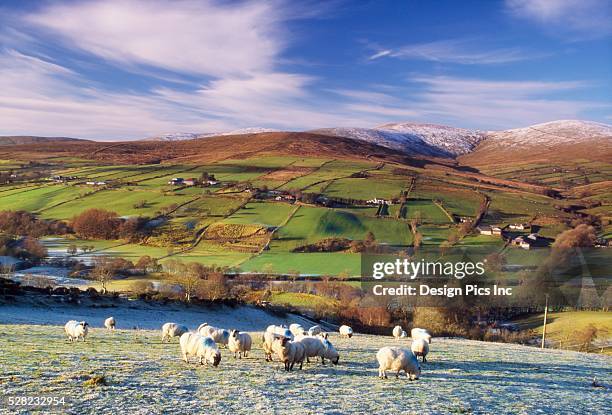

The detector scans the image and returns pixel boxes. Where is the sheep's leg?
[321,356,326,365]
[183,353,188,363]
[306,357,310,363]
[422,356,427,363]
[396,370,400,379]
[289,361,295,371]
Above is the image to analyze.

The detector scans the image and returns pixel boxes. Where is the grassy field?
[0,323,610,414]
[513,311,612,353]
[241,252,361,275]
[222,202,295,227]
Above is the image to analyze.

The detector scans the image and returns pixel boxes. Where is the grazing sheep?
[104,317,116,331]
[272,336,306,371]
[266,324,293,339]
[339,325,353,338]
[228,330,252,358]
[64,320,89,342]
[376,346,420,380]
[179,332,221,367]
[411,338,429,363]
[411,328,432,344]
[262,330,278,362]
[392,325,404,340]
[161,322,188,343]
[289,323,305,337]
[307,325,322,336]
[295,334,339,365]
[199,325,230,346]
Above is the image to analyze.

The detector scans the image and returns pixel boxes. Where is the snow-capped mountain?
[145,127,278,141]
[312,123,486,157]
[486,120,612,148]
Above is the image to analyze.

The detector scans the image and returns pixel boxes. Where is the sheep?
[65,320,89,342]
[401,330,407,338]
[198,325,230,347]
[272,336,306,371]
[295,334,339,365]
[179,332,221,367]
[392,325,404,340]
[411,338,429,363]
[376,346,420,380]
[411,328,432,344]
[228,329,252,358]
[161,322,188,343]
[197,323,208,332]
[266,324,293,339]
[289,323,305,337]
[307,325,322,336]
[339,325,353,338]
[104,316,116,331]
[262,330,278,362]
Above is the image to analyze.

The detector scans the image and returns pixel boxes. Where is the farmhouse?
[168,177,184,185]
[204,179,219,186]
[183,178,197,186]
[512,233,546,250]
[509,223,530,231]
[477,225,505,236]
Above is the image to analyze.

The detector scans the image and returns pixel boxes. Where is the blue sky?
[0,0,610,140]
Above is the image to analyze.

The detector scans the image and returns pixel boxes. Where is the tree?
[67,244,78,255]
[21,237,47,260]
[553,224,597,248]
[413,232,423,250]
[135,255,159,274]
[91,257,118,294]
[72,208,121,239]
[163,259,201,302]
[364,231,376,248]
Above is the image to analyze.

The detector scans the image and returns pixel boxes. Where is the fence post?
[541,294,549,349]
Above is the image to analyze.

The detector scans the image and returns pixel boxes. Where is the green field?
[222,202,295,227]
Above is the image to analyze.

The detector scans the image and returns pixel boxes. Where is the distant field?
[241,252,361,275]
[513,311,612,353]
[273,205,412,249]
[222,202,295,227]
[324,177,409,200]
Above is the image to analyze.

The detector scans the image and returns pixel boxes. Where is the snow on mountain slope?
[486,120,612,147]
[312,123,486,157]
[146,128,278,141]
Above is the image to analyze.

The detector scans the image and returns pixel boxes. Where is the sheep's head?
[209,350,221,367]
[80,321,88,327]
[318,333,329,340]
[347,333,353,338]
[230,329,239,338]
[280,336,290,347]
[329,349,340,365]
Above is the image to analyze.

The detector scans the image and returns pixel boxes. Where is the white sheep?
[307,325,322,336]
[104,316,116,331]
[272,336,306,371]
[339,325,353,338]
[289,323,305,337]
[161,322,188,343]
[392,325,404,340]
[180,332,221,367]
[198,325,230,346]
[411,338,429,363]
[64,320,89,342]
[401,330,407,338]
[295,334,339,365]
[197,323,208,332]
[376,346,420,380]
[411,328,432,344]
[262,330,278,362]
[228,329,252,358]
[266,324,293,339]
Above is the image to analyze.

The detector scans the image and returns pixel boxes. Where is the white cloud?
[23,0,287,78]
[506,0,612,39]
[368,39,535,64]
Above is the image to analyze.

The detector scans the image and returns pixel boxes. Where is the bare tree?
[91,257,118,294]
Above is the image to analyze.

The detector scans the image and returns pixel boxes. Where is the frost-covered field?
[0,324,610,415]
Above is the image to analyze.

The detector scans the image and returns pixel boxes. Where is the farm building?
[366,197,391,205]
[183,178,197,186]
[168,177,184,185]
[477,225,504,236]
[509,223,530,231]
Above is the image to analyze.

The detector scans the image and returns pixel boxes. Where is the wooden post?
[541,294,549,349]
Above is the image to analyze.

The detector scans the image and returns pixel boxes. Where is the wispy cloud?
[368,39,537,64]
[506,0,612,39]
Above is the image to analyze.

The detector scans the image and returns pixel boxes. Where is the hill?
[0,136,91,146]
[1,131,438,165]
[312,122,485,158]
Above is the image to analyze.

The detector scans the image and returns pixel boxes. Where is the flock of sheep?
[64,317,432,380]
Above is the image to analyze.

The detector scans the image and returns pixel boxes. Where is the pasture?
[0,322,609,414]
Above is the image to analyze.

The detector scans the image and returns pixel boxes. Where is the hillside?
[144,128,278,142]
[0,136,91,146]
[312,122,485,158]
[0,131,433,165]
[0,314,609,414]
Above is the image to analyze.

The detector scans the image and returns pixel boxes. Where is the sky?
[0,0,610,140]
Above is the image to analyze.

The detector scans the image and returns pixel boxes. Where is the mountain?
[311,122,486,158]
[0,136,91,146]
[145,127,278,141]
[485,120,612,147]
[460,120,612,166]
